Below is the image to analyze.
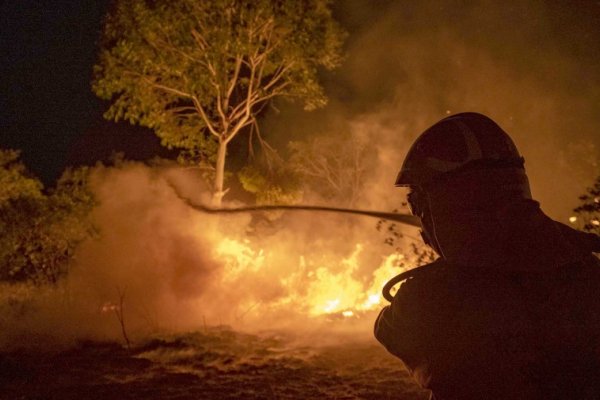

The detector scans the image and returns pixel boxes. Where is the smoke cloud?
[1,162,407,348]
[2,1,599,348]
[265,0,600,220]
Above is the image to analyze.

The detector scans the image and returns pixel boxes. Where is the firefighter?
[374,112,600,399]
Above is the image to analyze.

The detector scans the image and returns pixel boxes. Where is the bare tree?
[289,134,368,207]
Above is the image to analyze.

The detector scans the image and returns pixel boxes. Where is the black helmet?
[396,112,525,188]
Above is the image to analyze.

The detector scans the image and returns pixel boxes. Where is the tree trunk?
[212,139,227,206]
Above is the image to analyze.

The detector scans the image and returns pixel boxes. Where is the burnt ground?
[0,328,430,400]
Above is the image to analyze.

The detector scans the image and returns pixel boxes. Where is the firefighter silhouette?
[375,112,600,400]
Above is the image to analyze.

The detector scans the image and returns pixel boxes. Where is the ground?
[0,328,430,399]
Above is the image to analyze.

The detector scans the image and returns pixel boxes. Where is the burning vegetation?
[0,157,434,398]
[0,158,425,345]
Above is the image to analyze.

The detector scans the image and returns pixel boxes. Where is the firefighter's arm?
[374,279,427,371]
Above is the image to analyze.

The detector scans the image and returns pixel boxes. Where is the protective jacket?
[375,199,600,400]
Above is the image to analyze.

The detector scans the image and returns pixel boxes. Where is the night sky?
[1,1,600,189]
[0,0,168,185]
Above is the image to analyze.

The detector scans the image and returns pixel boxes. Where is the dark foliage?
[573,175,600,235]
[0,150,96,284]
[376,208,436,267]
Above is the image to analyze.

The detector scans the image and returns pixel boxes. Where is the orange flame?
[212,237,407,319]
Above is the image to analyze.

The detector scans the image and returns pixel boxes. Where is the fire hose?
[170,184,423,302]
[168,182,421,228]
[179,202,422,228]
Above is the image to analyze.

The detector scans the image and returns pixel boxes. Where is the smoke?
[2,1,599,349]
[0,164,224,347]
[265,0,600,220]
[0,161,410,349]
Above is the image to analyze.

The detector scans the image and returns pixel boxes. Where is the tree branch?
[223,53,258,144]
[262,62,294,92]
[225,55,242,107]
[191,28,208,51]
[191,95,221,138]
[211,80,228,130]
[148,81,193,98]
[253,82,292,103]
[152,23,205,64]
[167,106,197,113]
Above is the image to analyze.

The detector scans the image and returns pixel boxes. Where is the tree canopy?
[0,149,43,204]
[93,0,345,204]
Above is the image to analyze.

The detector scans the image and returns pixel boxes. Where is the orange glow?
[211,236,407,319]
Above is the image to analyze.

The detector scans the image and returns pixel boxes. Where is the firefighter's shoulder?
[401,258,451,287]
[386,258,451,304]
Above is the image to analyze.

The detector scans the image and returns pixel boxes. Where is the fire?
[216,238,265,280]
[211,236,408,320]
